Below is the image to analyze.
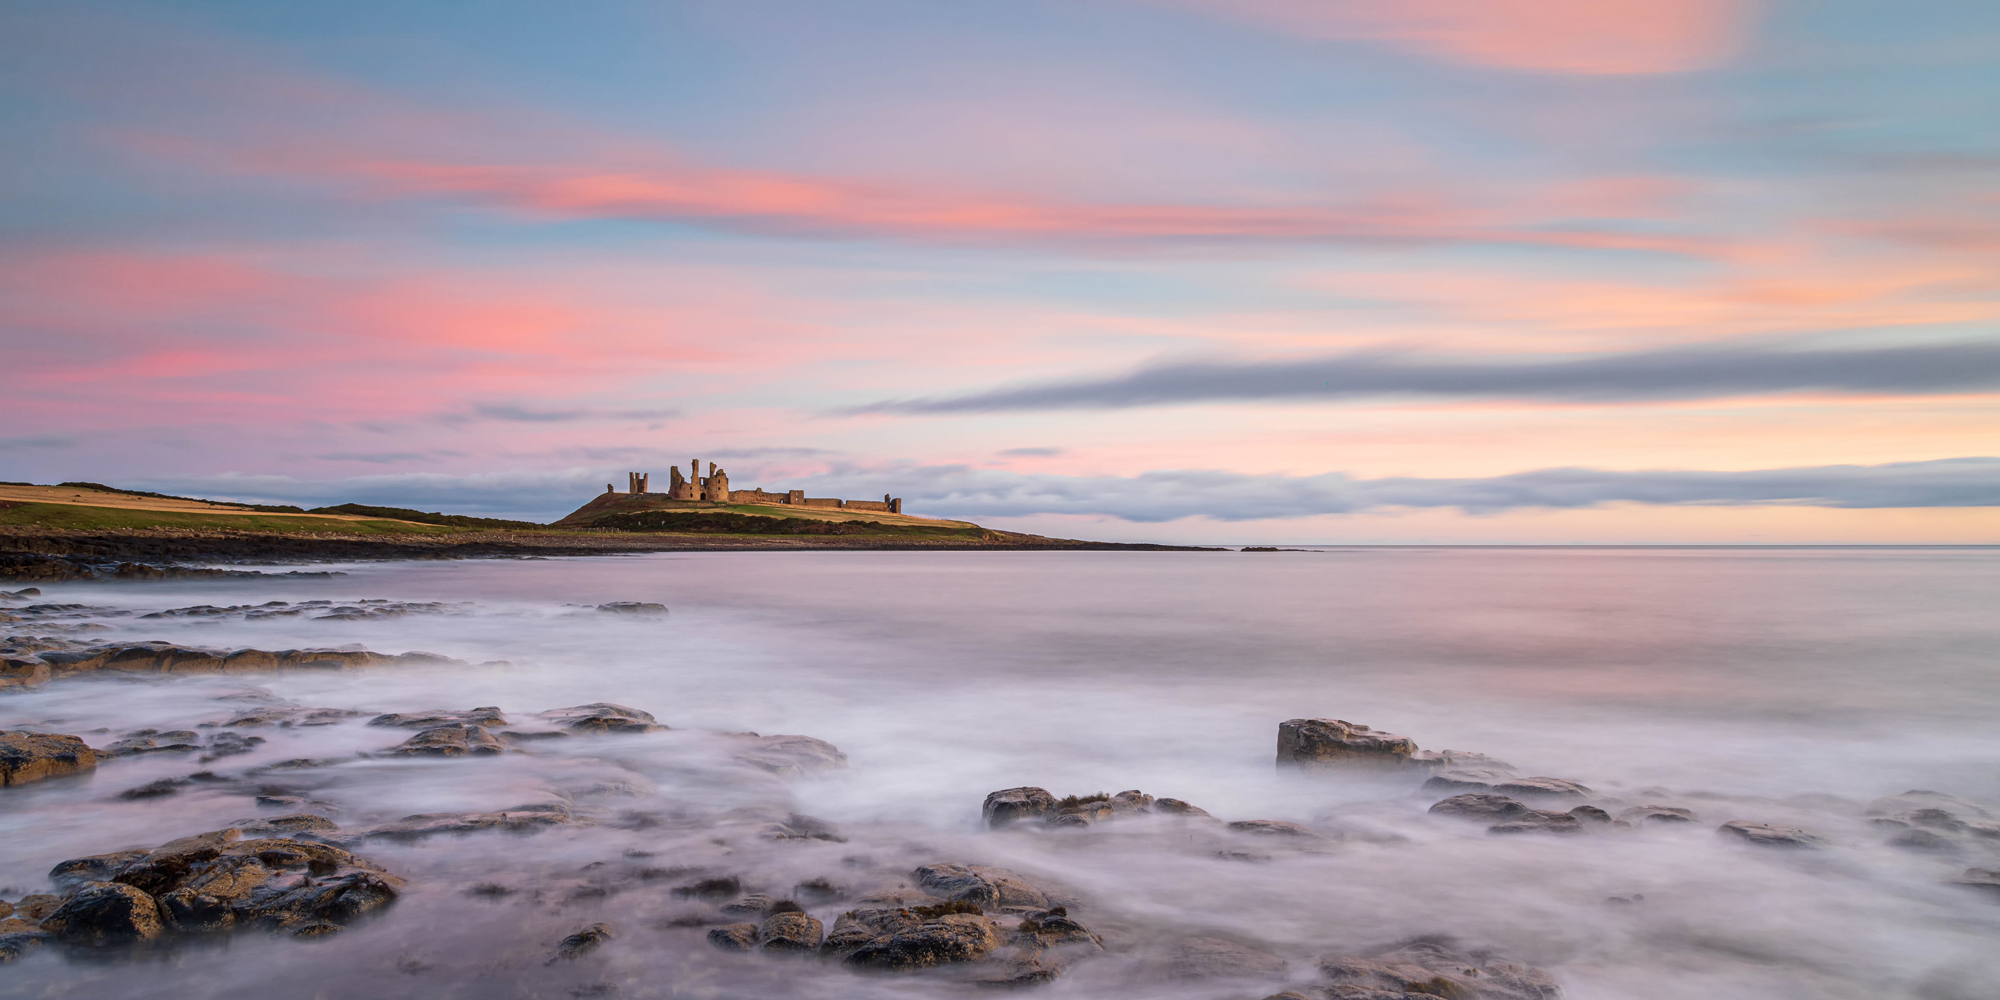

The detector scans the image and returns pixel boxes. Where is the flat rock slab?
[1318,938,1562,1000]
[368,707,506,728]
[0,731,98,787]
[385,723,508,757]
[1718,820,1826,848]
[537,704,662,735]
[1278,718,1422,771]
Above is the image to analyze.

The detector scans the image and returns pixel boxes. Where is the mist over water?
[4,548,1998,999]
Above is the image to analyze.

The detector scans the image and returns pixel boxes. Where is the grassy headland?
[0,482,1209,580]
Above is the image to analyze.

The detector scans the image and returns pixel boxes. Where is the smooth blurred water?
[3,548,1997,999]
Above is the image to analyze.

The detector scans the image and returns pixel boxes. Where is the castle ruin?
[604,460,903,514]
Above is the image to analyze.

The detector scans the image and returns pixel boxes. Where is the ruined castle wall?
[843,500,892,512]
[799,498,844,508]
[730,489,793,505]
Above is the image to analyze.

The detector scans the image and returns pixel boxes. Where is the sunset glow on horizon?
[4,0,1997,543]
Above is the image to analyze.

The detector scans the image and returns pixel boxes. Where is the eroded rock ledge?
[1,642,465,690]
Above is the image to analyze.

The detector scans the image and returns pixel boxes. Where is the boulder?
[1430,794,1531,822]
[1165,936,1288,980]
[38,882,164,946]
[1319,937,1562,1000]
[1488,811,1585,836]
[983,787,1056,827]
[385,723,507,757]
[1717,821,1825,849]
[1278,719,1426,771]
[673,875,742,900]
[758,911,824,953]
[732,734,847,776]
[368,707,506,728]
[914,863,1050,910]
[51,849,153,890]
[549,922,614,962]
[538,704,662,735]
[1155,797,1212,818]
[0,731,98,787]
[0,932,47,964]
[1618,806,1697,826]
[708,923,759,951]
[843,911,1007,970]
[1567,805,1611,825]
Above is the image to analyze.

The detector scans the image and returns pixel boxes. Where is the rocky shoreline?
[0,526,1214,581]
[2,586,1996,997]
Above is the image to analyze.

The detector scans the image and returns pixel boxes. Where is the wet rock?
[759,813,847,842]
[120,778,191,800]
[152,838,403,932]
[720,894,777,917]
[39,882,164,946]
[200,731,265,762]
[51,850,152,890]
[1228,820,1320,838]
[538,704,662,735]
[732,734,847,776]
[845,912,1007,970]
[1421,768,1520,794]
[1717,820,1825,848]
[1487,811,1585,836]
[597,602,666,615]
[0,658,51,689]
[1319,937,1562,1000]
[0,731,98,786]
[102,730,203,757]
[983,787,1057,828]
[12,895,64,921]
[1424,771,1588,799]
[111,828,244,894]
[0,931,47,964]
[1567,805,1611,825]
[212,706,360,728]
[975,951,1065,987]
[758,911,824,953]
[1430,794,1532,822]
[1165,936,1288,980]
[708,923,759,951]
[368,707,506,728]
[1017,907,1101,949]
[1887,828,1958,853]
[1949,868,2000,898]
[235,814,340,838]
[1154,797,1212,818]
[793,877,846,902]
[364,804,571,839]
[915,863,1051,910]
[1618,805,1697,826]
[1867,790,1994,820]
[673,875,743,900]
[25,644,460,683]
[1110,789,1155,813]
[550,923,615,962]
[1278,718,1424,771]
[385,723,508,757]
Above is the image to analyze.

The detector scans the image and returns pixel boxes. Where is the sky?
[2,0,1997,544]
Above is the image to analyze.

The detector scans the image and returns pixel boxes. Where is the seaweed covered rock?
[0,731,97,787]
[1315,937,1562,999]
[385,723,508,757]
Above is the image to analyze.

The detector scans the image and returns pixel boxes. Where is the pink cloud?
[1138,0,1755,75]
[222,147,1717,258]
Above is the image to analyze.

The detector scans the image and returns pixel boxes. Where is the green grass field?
[0,502,464,535]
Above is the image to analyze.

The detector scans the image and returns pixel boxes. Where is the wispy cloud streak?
[856,341,2000,413]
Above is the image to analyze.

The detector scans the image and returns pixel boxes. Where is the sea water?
[2,548,1997,998]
